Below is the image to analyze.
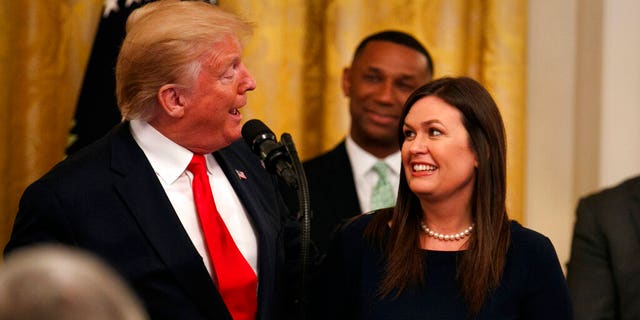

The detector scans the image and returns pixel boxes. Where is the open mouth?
[230,108,240,115]
[413,164,437,172]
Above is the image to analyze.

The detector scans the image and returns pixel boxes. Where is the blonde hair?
[116,0,253,120]
[0,245,148,320]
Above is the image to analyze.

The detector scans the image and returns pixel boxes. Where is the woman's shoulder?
[509,220,552,245]
[507,220,558,259]
[331,210,387,250]
[335,211,378,239]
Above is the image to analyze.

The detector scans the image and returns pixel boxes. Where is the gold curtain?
[0,0,103,254]
[0,0,526,253]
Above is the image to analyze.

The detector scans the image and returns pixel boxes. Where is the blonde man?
[5,1,289,319]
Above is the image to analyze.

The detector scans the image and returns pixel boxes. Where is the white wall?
[600,0,640,187]
[526,0,578,272]
[526,0,640,273]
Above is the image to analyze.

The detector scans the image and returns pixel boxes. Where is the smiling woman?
[310,77,572,320]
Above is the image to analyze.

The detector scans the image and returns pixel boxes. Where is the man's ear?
[158,84,186,118]
[341,67,351,97]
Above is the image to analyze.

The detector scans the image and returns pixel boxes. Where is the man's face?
[181,35,256,154]
[343,40,431,156]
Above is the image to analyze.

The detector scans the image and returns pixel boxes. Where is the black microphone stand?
[280,133,311,320]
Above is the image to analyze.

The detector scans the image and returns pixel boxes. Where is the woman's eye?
[429,128,442,136]
[403,130,415,139]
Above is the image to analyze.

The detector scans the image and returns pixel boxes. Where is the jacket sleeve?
[567,198,617,319]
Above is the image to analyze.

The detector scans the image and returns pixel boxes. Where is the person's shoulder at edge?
[579,175,640,206]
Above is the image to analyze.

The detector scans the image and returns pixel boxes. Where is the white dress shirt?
[345,136,401,213]
[130,120,258,277]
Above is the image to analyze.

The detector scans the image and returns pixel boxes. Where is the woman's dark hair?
[365,76,511,314]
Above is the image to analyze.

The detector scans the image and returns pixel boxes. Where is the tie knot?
[187,154,208,175]
[372,161,388,178]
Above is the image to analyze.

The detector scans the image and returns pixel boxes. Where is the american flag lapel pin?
[235,169,247,180]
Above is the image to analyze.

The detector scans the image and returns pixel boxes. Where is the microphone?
[243,119,312,319]
[241,119,298,189]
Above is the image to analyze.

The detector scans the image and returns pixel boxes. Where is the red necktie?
[188,154,257,320]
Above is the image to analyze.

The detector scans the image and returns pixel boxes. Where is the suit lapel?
[332,141,362,215]
[109,123,231,319]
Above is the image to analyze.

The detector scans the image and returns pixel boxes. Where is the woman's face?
[401,96,478,203]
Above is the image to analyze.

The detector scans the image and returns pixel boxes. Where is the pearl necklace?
[420,222,474,241]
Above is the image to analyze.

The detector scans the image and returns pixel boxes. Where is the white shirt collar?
[345,136,401,176]
[130,120,199,185]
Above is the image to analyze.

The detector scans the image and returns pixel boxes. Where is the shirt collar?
[130,120,198,184]
[345,136,401,176]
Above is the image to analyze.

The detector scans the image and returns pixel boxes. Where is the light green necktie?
[370,161,395,211]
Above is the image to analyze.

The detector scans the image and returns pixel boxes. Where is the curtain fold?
[0,1,102,251]
[0,0,526,252]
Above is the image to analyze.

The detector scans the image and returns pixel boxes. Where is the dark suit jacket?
[4,122,288,320]
[567,175,640,320]
[303,140,361,256]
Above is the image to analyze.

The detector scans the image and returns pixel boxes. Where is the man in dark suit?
[567,175,640,319]
[303,31,434,256]
[4,1,288,319]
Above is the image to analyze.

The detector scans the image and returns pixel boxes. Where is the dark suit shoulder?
[32,125,125,191]
[303,141,351,175]
[575,176,640,233]
[579,175,640,208]
[217,139,260,163]
[302,141,355,198]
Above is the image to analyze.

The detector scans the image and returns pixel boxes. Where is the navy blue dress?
[311,212,572,319]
